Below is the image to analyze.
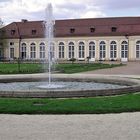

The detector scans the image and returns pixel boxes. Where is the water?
[0,81,127,91]
[44,3,55,85]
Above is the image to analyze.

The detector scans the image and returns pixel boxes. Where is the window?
[32,30,37,35]
[90,27,95,33]
[136,41,140,59]
[79,42,85,58]
[121,41,128,58]
[68,42,74,58]
[50,42,55,60]
[58,42,64,58]
[0,43,3,58]
[40,42,45,59]
[70,28,75,33]
[99,41,106,59]
[110,41,117,59]
[11,30,16,35]
[89,41,95,58]
[10,48,14,59]
[111,27,117,32]
[30,43,36,59]
[21,43,27,59]
[10,42,14,46]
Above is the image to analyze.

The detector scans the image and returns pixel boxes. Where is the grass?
[0,63,123,74]
[0,63,44,74]
[0,93,139,114]
[55,63,123,74]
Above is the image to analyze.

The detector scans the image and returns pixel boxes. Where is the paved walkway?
[0,113,140,140]
[0,62,140,140]
[82,62,140,75]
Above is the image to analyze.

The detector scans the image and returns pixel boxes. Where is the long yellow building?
[0,17,140,62]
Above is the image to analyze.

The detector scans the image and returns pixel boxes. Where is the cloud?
[92,0,140,10]
[0,0,140,24]
[0,0,106,24]
[0,0,10,2]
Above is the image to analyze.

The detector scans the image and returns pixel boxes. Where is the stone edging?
[0,74,139,98]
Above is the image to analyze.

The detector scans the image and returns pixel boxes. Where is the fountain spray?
[45,3,55,85]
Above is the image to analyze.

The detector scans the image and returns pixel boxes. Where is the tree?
[0,19,7,60]
[0,18,4,28]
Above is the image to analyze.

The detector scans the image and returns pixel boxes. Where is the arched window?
[10,48,14,59]
[58,42,64,58]
[40,42,45,59]
[0,43,4,58]
[30,43,36,59]
[121,41,128,58]
[79,42,85,58]
[110,41,117,59]
[136,41,140,59]
[50,42,55,60]
[99,41,106,59]
[89,41,95,58]
[68,42,74,58]
[21,43,27,59]
[9,42,14,59]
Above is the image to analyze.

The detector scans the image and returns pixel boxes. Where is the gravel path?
[82,62,140,75]
[0,113,140,140]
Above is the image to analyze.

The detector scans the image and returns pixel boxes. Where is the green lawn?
[0,63,123,74]
[0,93,139,114]
[55,63,123,73]
[0,63,44,74]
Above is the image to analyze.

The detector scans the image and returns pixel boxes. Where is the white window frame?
[30,43,36,59]
[99,41,106,60]
[110,41,117,60]
[21,43,27,59]
[58,42,64,59]
[78,42,85,59]
[10,47,14,59]
[136,41,140,59]
[50,42,55,60]
[39,42,45,59]
[89,41,95,60]
[121,41,128,62]
[68,42,74,59]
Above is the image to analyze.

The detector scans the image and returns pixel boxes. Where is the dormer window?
[90,27,95,33]
[111,27,117,32]
[70,28,75,33]
[32,30,37,35]
[10,42,14,46]
[11,30,16,35]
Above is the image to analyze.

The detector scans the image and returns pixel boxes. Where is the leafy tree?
[0,18,4,28]
[0,19,7,60]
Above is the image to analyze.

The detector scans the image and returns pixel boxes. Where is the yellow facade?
[5,35,140,62]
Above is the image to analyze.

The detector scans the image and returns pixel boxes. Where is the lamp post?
[125,34,129,62]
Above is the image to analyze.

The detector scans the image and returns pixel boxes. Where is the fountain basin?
[0,74,139,98]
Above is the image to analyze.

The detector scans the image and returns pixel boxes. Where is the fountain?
[45,3,54,85]
[38,3,65,89]
[0,4,139,98]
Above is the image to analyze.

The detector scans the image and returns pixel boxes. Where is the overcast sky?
[0,0,140,25]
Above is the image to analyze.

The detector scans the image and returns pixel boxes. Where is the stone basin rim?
[0,75,139,98]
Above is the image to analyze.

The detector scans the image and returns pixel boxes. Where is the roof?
[1,17,140,39]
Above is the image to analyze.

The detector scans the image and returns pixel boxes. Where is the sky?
[0,0,140,25]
